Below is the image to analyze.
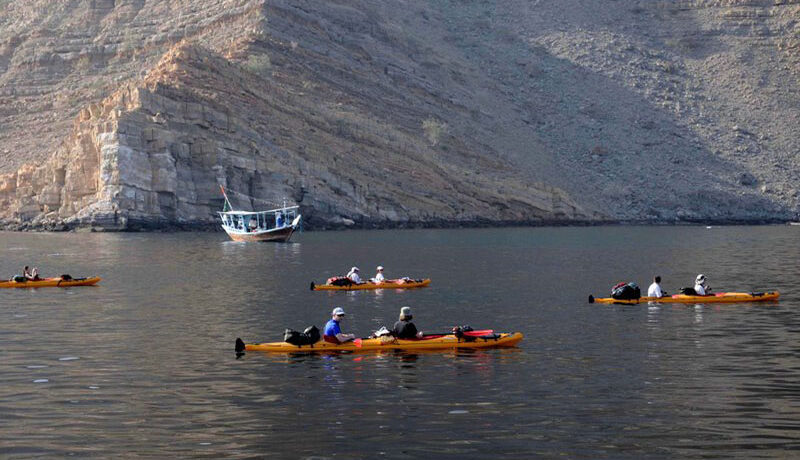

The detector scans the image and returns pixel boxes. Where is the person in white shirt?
[647,276,665,298]
[346,266,362,284]
[371,266,385,283]
[694,274,711,296]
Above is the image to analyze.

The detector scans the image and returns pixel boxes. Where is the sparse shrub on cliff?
[74,54,92,72]
[422,117,447,146]
[244,53,271,75]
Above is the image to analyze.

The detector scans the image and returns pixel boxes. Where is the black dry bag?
[284,325,321,346]
[611,282,641,300]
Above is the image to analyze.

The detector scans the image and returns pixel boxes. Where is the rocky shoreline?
[1,216,794,234]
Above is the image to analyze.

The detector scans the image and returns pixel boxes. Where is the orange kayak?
[0,276,101,288]
[311,278,431,291]
[589,291,779,304]
[236,332,523,353]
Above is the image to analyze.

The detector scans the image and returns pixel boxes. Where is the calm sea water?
[1,226,799,458]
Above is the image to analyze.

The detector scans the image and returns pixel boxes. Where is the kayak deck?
[0,276,101,288]
[589,291,779,304]
[238,332,523,353]
[311,278,431,291]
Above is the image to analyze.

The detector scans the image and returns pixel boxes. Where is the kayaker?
[694,274,712,296]
[393,306,423,339]
[346,267,362,284]
[30,267,40,281]
[323,307,356,344]
[23,266,32,280]
[371,266,385,283]
[648,276,665,298]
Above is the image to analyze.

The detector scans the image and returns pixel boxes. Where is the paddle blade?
[354,338,362,348]
[464,329,493,337]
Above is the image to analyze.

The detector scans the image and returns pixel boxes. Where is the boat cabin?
[218,206,300,234]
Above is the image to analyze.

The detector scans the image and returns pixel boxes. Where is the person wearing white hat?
[392,306,423,339]
[371,266,385,284]
[694,274,711,296]
[323,307,356,344]
[346,266,362,284]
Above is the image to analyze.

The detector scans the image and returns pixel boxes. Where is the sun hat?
[400,306,412,318]
[377,266,384,271]
[332,307,346,316]
[696,274,705,283]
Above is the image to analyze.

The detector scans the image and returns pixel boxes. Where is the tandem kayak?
[588,291,779,305]
[311,278,431,291]
[0,276,101,288]
[236,332,523,353]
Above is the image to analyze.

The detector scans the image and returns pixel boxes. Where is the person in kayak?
[346,267,363,284]
[393,306,423,339]
[371,266,385,283]
[694,274,712,295]
[648,276,665,298]
[30,267,40,281]
[323,307,356,344]
[23,266,32,280]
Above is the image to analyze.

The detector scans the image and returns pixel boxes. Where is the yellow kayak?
[0,276,101,288]
[311,278,431,291]
[589,291,779,304]
[236,332,523,353]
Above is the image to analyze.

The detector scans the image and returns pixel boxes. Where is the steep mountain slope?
[0,0,797,229]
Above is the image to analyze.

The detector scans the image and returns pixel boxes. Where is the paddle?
[423,329,494,337]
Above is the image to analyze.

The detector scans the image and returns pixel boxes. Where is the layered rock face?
[0,43,585,229]
[0,0,798,230]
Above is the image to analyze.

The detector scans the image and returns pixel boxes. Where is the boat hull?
[0,276,101,288]
[312,279,431,291]
[241,332,523,353]
[225,226,295,242]
[590,291,779,304]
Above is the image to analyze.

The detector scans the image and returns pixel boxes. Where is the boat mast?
[220,185,234,212]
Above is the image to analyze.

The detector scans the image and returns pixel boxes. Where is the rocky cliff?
[0,0,797,230]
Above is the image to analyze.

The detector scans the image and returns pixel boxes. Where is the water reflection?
[2,226,800,457]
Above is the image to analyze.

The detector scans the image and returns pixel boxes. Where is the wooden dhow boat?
[218,186,301,242]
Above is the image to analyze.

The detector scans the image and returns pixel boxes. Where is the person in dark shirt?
[392,306,423,339]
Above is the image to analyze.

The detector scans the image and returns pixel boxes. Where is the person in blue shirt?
[323,307,356,344]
